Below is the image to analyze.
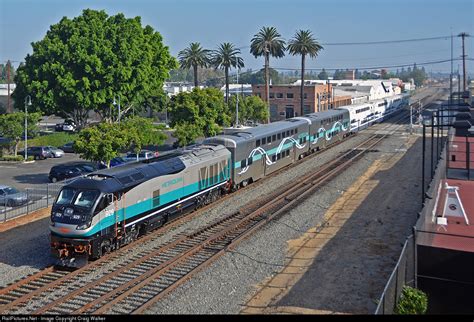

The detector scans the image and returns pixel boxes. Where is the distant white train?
[340,93,410,131]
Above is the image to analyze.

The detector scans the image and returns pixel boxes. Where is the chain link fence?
[1,182,67,223]
[374,234,416,315]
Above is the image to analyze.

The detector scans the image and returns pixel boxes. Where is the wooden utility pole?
[458,32,469,92]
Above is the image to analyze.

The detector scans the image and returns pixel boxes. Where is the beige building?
[252,84,352,122]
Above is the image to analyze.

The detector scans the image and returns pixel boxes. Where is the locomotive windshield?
[73,190,99,208]
[55,187,99,209]
[56,187,76,205]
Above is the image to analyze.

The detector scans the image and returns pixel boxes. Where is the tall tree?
[287,30,323,115]
[178,43,211,87]
[250,26,286,123]
[168,88,230,146]
[13,9,176,128]
[211,43,244,104]
[228,95,269,125]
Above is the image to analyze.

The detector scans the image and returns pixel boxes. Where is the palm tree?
[211,43,244,104]
[287,30,324,116]
[178,42,211,87]
[250,26,286,123]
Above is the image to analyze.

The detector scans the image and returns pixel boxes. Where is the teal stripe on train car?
[234,141,295,169]
[75,170,229,237]
[233,124,348,169]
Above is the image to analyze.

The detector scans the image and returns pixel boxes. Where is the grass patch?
[18,132,78,149]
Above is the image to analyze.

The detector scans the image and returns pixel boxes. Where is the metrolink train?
[50,93,409,267]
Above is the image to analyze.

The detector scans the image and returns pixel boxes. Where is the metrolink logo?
[162,177,183,188]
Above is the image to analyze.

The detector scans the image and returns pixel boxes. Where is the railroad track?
[0,118,402,315]
[0,89,444,315]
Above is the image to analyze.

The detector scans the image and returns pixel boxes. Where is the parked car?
[62,119,76,132]
[60,142,75,153]
[45,146,64,158]
[55,123,64,132]
[48,162,98,183]
[0,185,28,207]
[20,146,54,160]
[124,150,159,162]
[55,119,76,132]
[97,156,128,169]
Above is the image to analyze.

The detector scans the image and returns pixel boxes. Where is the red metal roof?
[419,178,474,253]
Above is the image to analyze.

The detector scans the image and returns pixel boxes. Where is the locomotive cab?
[50,186,116,267]
[51,187,102,231]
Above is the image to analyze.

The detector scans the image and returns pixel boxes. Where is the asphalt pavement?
[0,153,84,191]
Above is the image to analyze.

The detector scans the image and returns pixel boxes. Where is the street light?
[113,95,121,123]
[24,95,32,161]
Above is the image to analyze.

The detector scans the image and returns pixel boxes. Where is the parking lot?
[0,153,84,191]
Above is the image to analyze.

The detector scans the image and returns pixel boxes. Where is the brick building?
[252,84,352,122]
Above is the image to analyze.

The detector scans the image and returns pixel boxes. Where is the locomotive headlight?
[54,212,62,218]
[76,221,92,230]
[72,214,81,220]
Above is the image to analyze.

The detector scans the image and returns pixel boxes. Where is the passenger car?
[62,120,76,132]
[55,120,76,132]
[49,162,98,183]
[21,146,54,160]
[0,185,28,207]
[124,150,159,162]
[60,142,75,153]
[45,146,64,158]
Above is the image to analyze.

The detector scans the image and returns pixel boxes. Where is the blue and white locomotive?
[50,93,408,266]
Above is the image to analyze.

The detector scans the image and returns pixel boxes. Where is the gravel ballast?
[0,110,436,314]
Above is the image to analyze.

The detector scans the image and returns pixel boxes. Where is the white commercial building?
[294,79,403,104]
[220,83,253,96]
[163,82,204,97]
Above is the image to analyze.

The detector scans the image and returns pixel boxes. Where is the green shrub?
[395,286,428,314]
[0,155,34,162]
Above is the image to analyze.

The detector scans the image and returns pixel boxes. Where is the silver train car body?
[204,109,350,188]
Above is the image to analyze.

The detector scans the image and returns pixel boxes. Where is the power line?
[237,35,472,50]
[272,58,463,72]
[320,35,453,46]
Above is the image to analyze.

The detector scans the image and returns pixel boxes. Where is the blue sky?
[1,0,473,74]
